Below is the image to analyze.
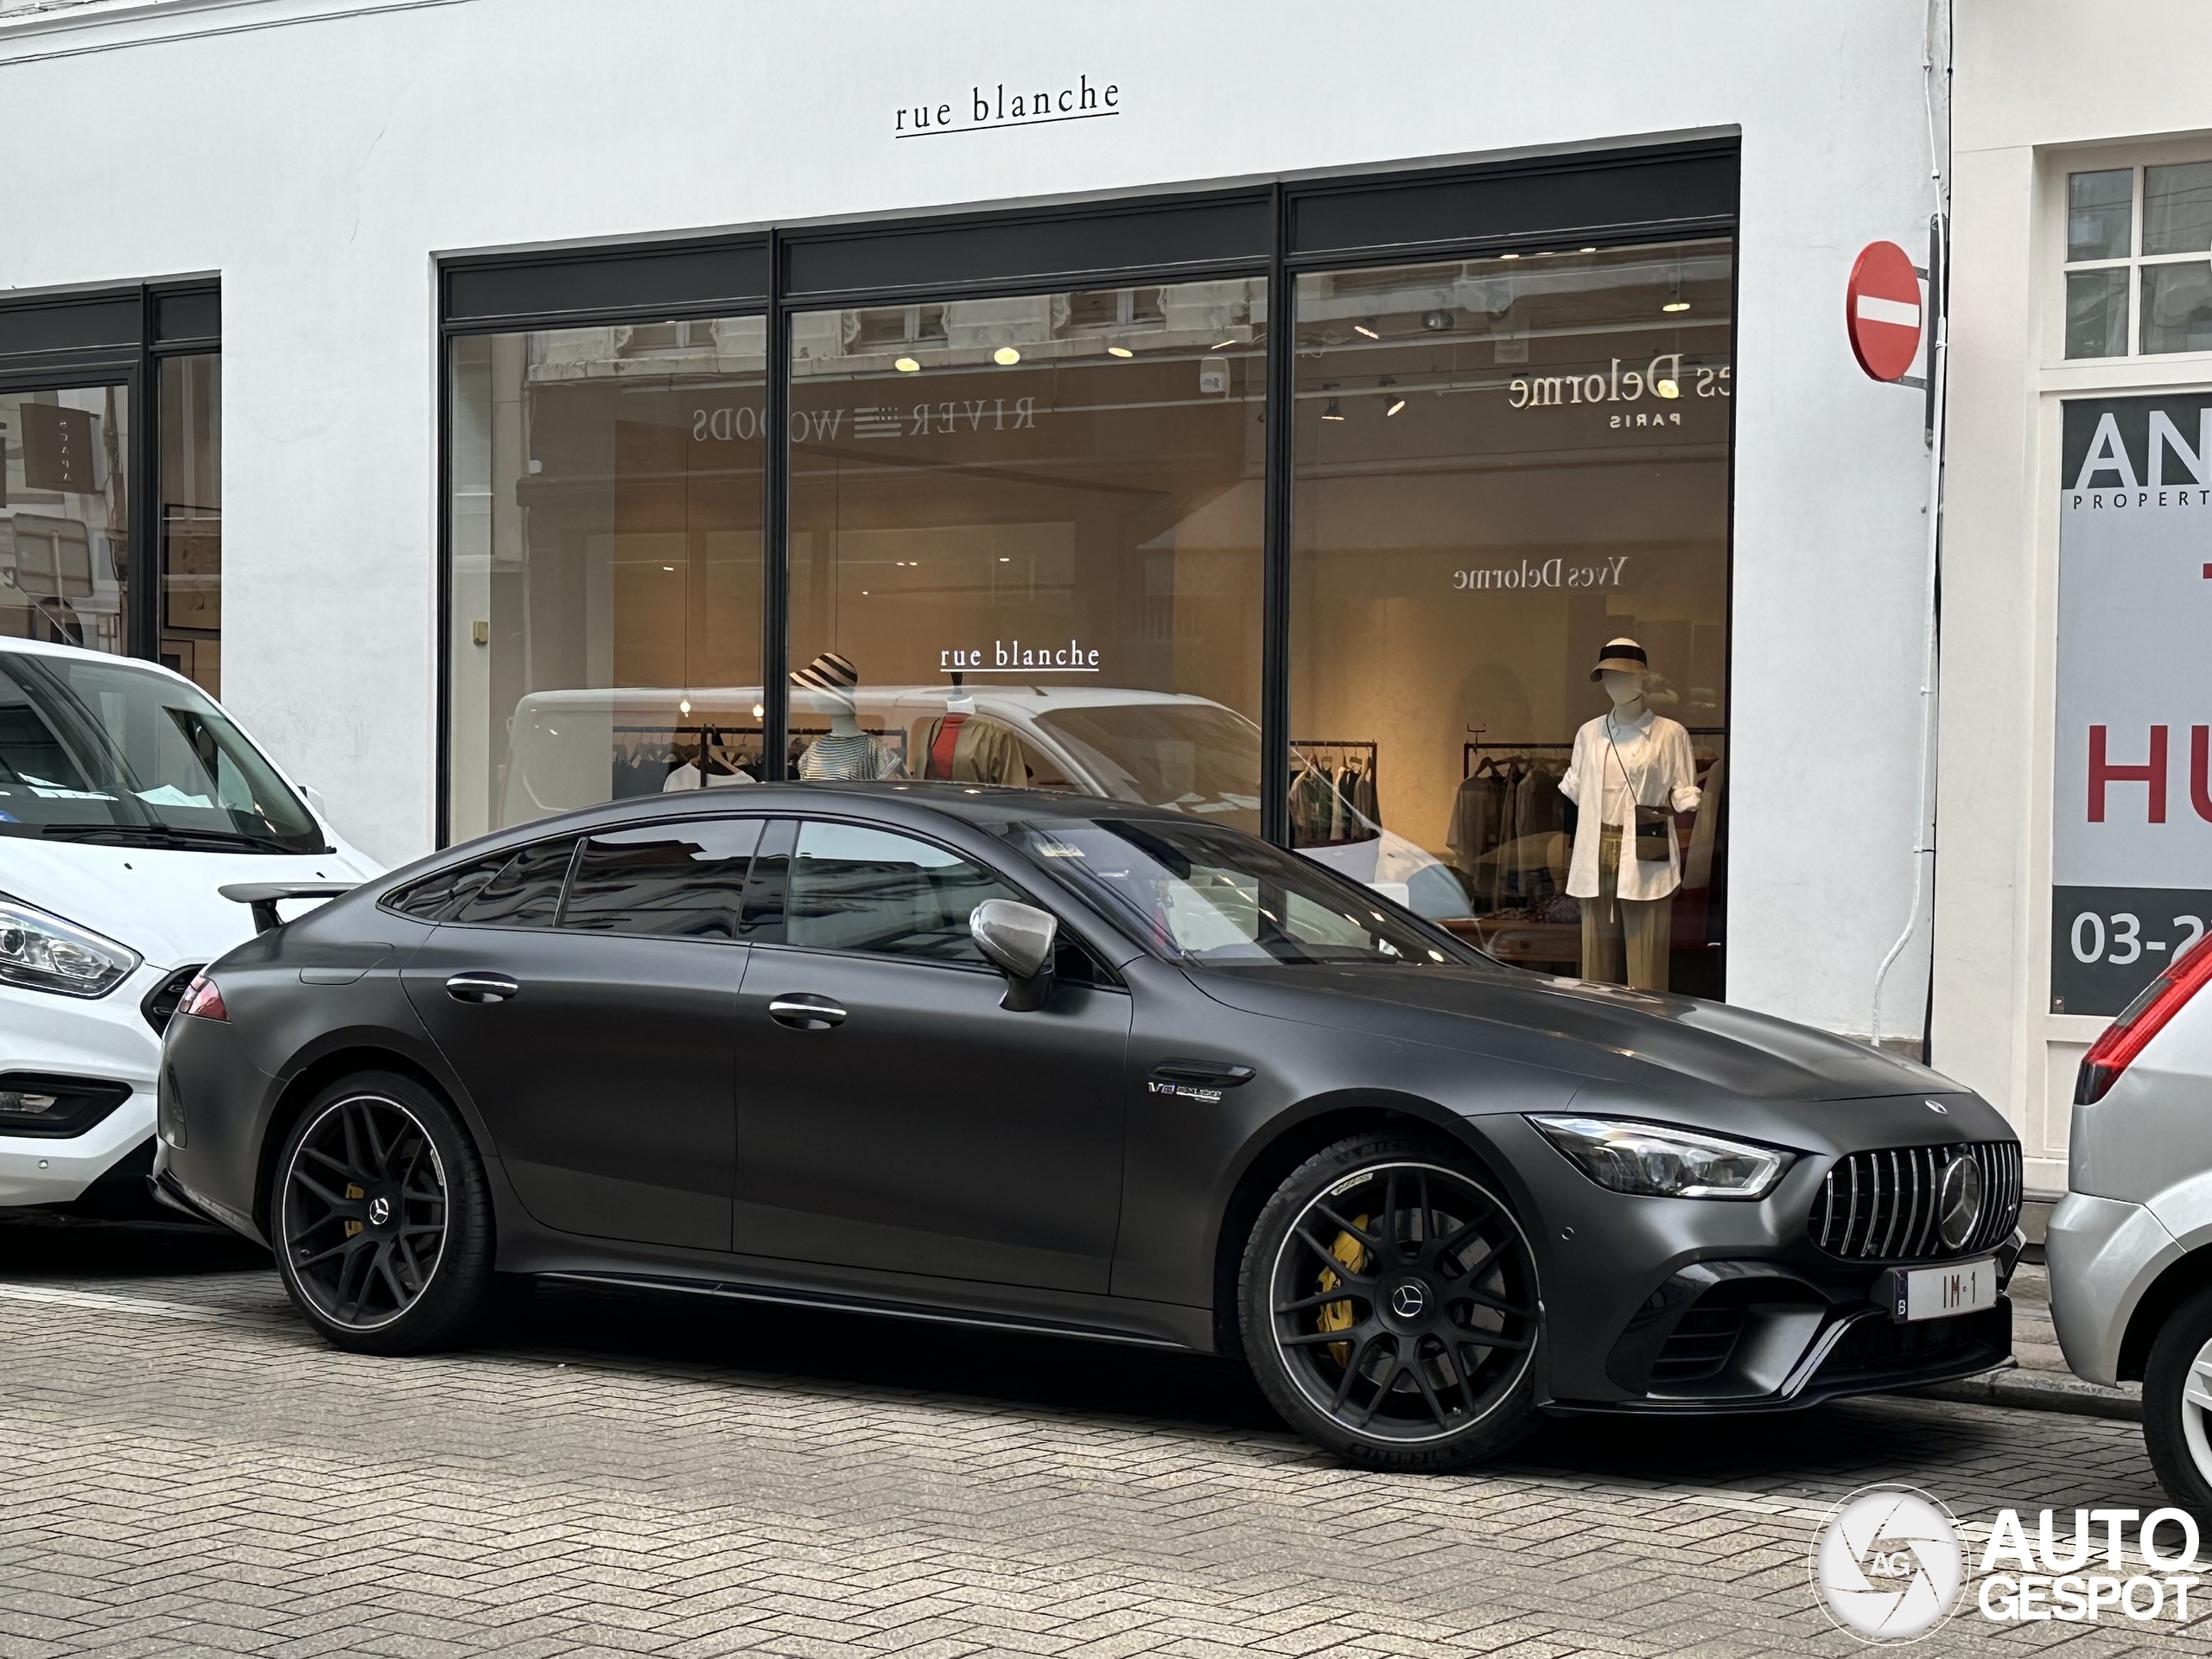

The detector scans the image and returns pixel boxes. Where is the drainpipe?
[1871,0,1953,1052]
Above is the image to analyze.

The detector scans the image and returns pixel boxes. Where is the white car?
[497,683,1473,918]
[2046,932,2212,1508]
[0,638,378,1214]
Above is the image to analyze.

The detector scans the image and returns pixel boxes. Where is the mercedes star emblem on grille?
[1936,1155,1984,1250]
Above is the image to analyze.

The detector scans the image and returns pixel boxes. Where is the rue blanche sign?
[893,75,1121,139]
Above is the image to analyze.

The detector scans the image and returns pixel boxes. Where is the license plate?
[1880,1257,1998,1323]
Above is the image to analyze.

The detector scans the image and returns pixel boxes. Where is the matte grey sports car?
[153,785,2024,1469]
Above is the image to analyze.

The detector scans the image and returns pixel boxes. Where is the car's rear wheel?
[1239,1132,1541,1471]
[2142,1287,2212,1516]
[271,1071,495,1355]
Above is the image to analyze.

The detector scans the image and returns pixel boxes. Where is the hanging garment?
[1446,768,1503,878]
[798,731,905,781]
[1290,765,1337,845]
[920,714,1025,785]
[1682,752,1725,891]
[1558,709,1700,903]
[1353,761,1379,828]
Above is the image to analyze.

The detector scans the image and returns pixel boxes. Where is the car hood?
[1190,963,1957,1103]
[0,838,380,971]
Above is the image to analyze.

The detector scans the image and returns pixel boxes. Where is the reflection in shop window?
[161,354,222,696]
[0,385,129,658]
[1288,240,1733,992]
[446,317,765,839]
[785,278,1264,822]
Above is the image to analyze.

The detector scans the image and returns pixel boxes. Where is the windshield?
[1030,704,1262,832]
[1009,815,1478,967]
[0,653,326,852]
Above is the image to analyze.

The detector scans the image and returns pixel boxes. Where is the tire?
[2142,1286,2212,1518]
[1238,1131,1541,1471]
[270,1070,496,1355]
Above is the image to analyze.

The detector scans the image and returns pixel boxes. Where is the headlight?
[0,896,140,998]
[1529,1115,1795,1200]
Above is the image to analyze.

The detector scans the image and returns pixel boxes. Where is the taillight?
[2076,932,2212,1103]
[175,972,227,1023]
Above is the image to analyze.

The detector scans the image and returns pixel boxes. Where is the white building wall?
[0,0,1942,1039]
[1942,0,2212,1192]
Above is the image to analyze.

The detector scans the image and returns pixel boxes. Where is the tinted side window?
[454,838,578,927]
[785,821,1018,963]
[386,850,513,921]
[560,818,762,941]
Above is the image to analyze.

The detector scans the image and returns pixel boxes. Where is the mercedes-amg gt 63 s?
[154,785,2024,1469]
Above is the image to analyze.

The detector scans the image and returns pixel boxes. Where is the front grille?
[140,964,205,1035]
[1649,1303,1747,1385]
[1808,1141,2022,1262]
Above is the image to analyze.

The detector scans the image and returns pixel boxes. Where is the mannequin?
[918,672,1024,785]
[791,651,905,780]
[1557,638,1700,991]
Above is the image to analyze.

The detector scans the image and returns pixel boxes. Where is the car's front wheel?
[2141,1287,2212,1516]
[271,1070,495,1355]
[1239,1132,1541,1471]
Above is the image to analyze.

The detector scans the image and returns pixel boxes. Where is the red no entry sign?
[1847,241,1923,381]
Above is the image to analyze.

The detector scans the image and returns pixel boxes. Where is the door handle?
[768,995,847,1030]
[446,972,519,1004]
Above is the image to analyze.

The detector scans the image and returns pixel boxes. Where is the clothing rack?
[1289,739,1379,846]
[1464,740,1572,779]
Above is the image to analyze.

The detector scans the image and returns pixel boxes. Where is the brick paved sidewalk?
[0,1217,2201,1658]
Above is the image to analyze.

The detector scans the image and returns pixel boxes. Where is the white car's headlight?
[0,896,140,998]
[1529,1115,1795,1200]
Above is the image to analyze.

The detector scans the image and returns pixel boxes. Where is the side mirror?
[970,899,1058,1012]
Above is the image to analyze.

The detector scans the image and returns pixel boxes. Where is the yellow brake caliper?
[1316,1215,1369,1368]
[344,1183,365,1238]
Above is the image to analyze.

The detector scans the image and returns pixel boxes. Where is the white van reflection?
[498,685,1471,919]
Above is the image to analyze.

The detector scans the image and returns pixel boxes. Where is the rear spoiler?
[218,881,358,934]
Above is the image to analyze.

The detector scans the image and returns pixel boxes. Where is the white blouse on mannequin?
[1557,707,1701,902]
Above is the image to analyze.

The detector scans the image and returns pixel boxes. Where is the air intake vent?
[1808,1141,2022,1262]
[1649,1303,1747,1386]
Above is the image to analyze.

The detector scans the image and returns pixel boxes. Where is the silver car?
[2047,933,2212,1508]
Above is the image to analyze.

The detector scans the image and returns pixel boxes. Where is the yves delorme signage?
[2051,393,2212,1014]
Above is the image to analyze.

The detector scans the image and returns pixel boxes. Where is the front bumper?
[0,968,184,1206]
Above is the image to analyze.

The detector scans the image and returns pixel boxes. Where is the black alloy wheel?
[273,1070,496,1354]
[1242,1134,1541,1471]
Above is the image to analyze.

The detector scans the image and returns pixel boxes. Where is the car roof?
[0,632,200,686]
[488,781,1185,840]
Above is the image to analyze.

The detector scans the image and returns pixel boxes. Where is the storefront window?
[785,280,1265,826]
[1288,240,1733,992]
[447,317,765,838]
[160,353,221,695]
[0,384,130,657]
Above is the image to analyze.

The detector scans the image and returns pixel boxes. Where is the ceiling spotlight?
[1499,251,1521,260]
[751,702,764,719]
[1421,308,1454,332]
[894,356,921,373]
[679,698,691,716]
[1211,337,1237,350]
[999,556,1011,563]
[1655,377,1681,398]
[662,564,676,572]
[1353,320,1381,340]
[1580,245,1598,254]
[1320,383,1344,422]
[1380,376,1405,417]
[1662,299,1691,314]
[993,346,1021,365]
[1662,276,1688,314]
[1107,345,1134,359]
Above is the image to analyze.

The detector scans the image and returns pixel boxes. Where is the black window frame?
[0,280,220,667]
[435,138,1738,897]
